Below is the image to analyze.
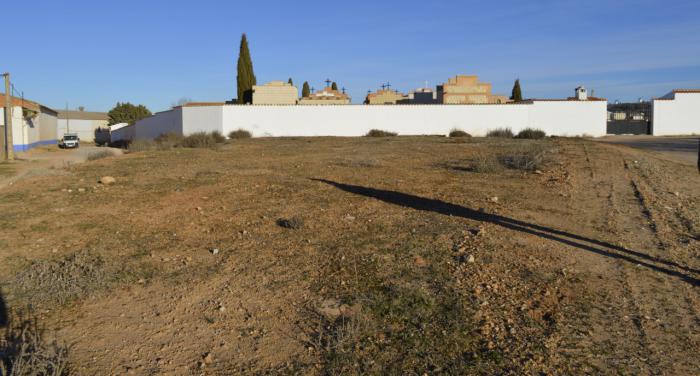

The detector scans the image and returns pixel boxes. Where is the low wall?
[652,92,700,136]
[133,101,608,139]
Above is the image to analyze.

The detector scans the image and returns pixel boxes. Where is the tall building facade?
[437,75,509,104]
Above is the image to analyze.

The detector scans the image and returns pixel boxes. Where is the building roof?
[0,93,57,114]
[672,89,700,94]
[57,110,109,121]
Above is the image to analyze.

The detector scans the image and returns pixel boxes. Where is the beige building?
[364,89,407,105]
[57,110,109,142]
[299,87,351,105]
[252,81,298,105]
[437,75,509,104]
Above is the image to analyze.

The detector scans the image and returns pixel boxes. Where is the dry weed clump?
[449,129,471,138]
[0,310,70,376]
[13,251,114,307]
[499,144,548,171]
[486,128,514,138]
[85,149,115,161]
[365,129,398,137]
[228,129,252,139]
[180,132,222,148]
[515,128,546,139]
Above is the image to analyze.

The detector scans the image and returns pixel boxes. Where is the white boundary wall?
[134,101,608,138]
[652,92,700,136]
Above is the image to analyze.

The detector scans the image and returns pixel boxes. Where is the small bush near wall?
[366,129,398,137]
[181,132,220,148]
[486,128,514,138]
[449,129,471,138]
[515,128,546,139]
[211,131,226,143]
[128,139,156,152]
[154,133,184,148]
[228,129,252,139]
[86,149,115,161]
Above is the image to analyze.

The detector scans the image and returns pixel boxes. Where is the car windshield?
[64,135,77,140]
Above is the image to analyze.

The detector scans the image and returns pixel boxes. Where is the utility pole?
[66,102,70,133]
[3,73,13,160]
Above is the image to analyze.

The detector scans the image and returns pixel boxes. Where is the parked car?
[58,133,80,149]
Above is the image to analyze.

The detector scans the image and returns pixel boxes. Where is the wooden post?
[3,73,13,160]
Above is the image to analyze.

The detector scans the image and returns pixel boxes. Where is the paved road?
[597,135,699,166]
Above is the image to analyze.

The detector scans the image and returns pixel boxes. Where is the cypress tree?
[237,33,257,104]
[288,78,294,86]
[510,79,522,102]
[331,82,338,91]
[302,81,310,98]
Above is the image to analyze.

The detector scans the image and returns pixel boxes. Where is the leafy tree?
[288,78,294,86]
[236,33,257,104]
[331,82,338,91]
[510,79,523,102]
[302,81,311,98]
[108,102,152,125]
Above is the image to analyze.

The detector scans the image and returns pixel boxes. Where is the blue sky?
[4,0,700,111]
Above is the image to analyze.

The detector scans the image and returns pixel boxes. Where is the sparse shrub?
[127,139,156,152]
[499,144,547,171]
[211,131,226,143]
[365,129,398,137]
[0,310,70,376]
[277,217,304,230]
[86,149,115,161]
[154,132,184,149]
[469,154,501,173]
[515,128,546,139]
[228,129,252,139]
[486,128,514,138]
[449,129,471,138]
[180,132,218,148]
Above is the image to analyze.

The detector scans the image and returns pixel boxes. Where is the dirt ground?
[0,136,698,375]
[0,145,123,189]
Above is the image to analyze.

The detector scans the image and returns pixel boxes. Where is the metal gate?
[607,102,651,135]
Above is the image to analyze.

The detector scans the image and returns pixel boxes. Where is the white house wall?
[133,102,608,139]
[1,106,57,151]
[134,108,183,140]
[58,119,95,141]
[529,101,607,137]
[652,93,700,136]
[182,106,222,135]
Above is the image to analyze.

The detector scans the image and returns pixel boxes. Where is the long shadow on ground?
[311,178,699,287]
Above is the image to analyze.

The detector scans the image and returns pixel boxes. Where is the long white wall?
[652,92,700,136]
[134,108,183,140]
[133,101,608,139]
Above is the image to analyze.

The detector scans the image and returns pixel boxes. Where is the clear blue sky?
[5,0,700,111]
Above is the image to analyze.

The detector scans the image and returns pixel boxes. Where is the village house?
[57,109,109,142]
[437,75,509,104]
[398,88,438,105]
[252,81,298,105]
[0,94,58,152]
[364,89,407,105]
[299,87,351,105]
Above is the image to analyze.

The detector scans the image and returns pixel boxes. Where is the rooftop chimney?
[575,86,588,101]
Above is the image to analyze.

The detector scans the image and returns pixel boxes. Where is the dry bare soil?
[0,137,698,375]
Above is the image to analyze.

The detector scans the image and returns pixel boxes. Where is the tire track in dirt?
[545,142,652,373]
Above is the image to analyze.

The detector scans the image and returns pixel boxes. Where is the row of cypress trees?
[237,33,525,103]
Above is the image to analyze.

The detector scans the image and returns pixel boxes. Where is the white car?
[59,133,80,149]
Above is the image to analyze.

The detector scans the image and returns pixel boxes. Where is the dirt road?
[0,145,122,189]
[598,135,699,166]
[0,137,697,374]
